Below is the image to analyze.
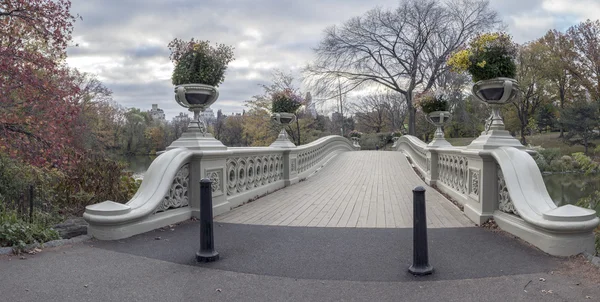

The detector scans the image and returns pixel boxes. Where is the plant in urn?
[166,38,234,151]
[349,130,362,150]
[447,32,522,149]
[417,91,451,147]
[269,89,303,148]
[391,131,402,148]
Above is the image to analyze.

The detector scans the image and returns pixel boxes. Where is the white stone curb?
[583,252,600,268]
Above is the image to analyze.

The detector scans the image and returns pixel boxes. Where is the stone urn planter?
[425,111,452,147]
[467,77,524,150]
[166,83,226,151]
[351,137,361,150]
[271,112,296,126]
[269,113,297,148]
[472,77,519,105]
[174,84,219,134]
[472,78,519,132]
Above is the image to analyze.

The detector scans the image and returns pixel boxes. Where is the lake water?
[123,156,155,179]
[123,155,599,208]
[542,173,600,206]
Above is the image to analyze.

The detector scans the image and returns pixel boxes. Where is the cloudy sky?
[65,0,600,120]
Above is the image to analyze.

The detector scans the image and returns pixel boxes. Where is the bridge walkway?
[216,151,473,228]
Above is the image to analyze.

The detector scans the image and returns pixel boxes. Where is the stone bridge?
[84,130,599,257]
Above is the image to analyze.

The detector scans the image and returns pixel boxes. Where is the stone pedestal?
[167,109,226,151]
[269,113,296,148]
[270,129,296,148]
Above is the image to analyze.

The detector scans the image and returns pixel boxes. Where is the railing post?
[479,153,499,218]
[189,155,202,218]
[409,186,433,276]
[426,149,439,186]
[197,178,219,262]
[283,149,299,186]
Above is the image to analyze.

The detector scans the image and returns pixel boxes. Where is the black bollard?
[408,186,433,276]
[196,178,219,262]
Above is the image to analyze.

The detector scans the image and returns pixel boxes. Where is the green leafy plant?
[417,91,448,114]
[271,89,303,113]
[53,155,141,215]
[392,131,403,137]
[572,152,599,175]
[378,132,393,144]
[576,191,600,255]
[447,32,518,82]
[349,130,362,138]
[168,38,235,86]
[0,206,60,252]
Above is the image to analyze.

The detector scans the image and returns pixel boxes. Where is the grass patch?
[446,132,600,156]
[446,137,476,146]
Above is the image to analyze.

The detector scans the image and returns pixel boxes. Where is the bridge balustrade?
[394,135,599,256]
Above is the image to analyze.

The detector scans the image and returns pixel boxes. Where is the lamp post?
[337,74,344,136]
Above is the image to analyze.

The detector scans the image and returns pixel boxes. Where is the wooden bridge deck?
[216,151,473,228]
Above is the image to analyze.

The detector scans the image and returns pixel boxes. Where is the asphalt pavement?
[0,220,598,301]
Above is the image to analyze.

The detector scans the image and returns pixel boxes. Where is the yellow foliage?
[471,32,501,52]
[447,49,471,73]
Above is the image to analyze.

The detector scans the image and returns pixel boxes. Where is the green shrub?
[168,39,235,86]
[447,32,517,82]
[271,89,303,113]
[533,148,563,172]
[349,130,362,138]
[359,133,381,150]
[533,153,549,172]
[378,132,393,144]
[54,155,141,215]
[576,191,600,255]
[572,152,598,175]
[417,91,448,114]
[0,206,60,252]
[560,155,578,171]
[538,148,561,164]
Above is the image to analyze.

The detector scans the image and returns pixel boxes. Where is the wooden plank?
[216,151,473,229]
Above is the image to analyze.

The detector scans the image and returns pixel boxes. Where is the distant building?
[200,107,216,125]
[174,112,190,123]
[304,92,318,118]
[149,104,165,122]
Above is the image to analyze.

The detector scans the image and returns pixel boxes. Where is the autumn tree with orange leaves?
[0,0,80,168]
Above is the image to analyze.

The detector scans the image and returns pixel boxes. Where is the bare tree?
[350,91,407,133]
[351,95,389,133]
[304,0,500,135]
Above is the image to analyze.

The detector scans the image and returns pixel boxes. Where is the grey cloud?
[67,0,589,119]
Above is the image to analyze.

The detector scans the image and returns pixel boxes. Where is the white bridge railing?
[84,135,356,240]
[395,135,599,257]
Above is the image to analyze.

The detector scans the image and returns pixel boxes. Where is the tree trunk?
[558,84,565,138]
[520,123,527,146]
[408,106,416,135]
[295,119,301,145]
[407,91,415,135]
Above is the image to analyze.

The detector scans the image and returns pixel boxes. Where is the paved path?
[1,221,599,302]
[217,151,473,228]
